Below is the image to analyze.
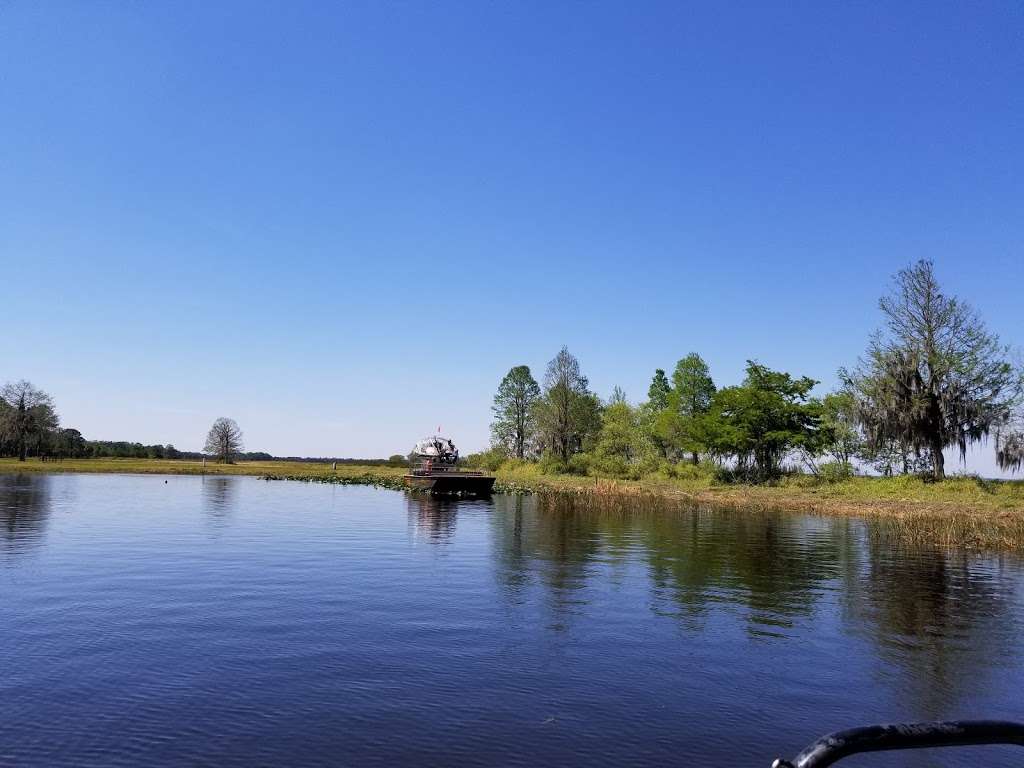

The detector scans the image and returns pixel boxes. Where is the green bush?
[462,448,507,472]
[567,453,592,476]
[669,461,714,481]
[818,461,856,483]
[587,454,632,479]
[538,453,568,475]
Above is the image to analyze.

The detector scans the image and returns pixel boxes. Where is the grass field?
[3,457,1024,549]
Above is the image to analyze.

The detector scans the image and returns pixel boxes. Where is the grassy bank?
[3,457,1024,549]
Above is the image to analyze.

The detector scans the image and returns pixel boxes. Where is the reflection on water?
[843,544,1020,718]
[0,474,53,558]
[202,476,235,516]
[407,494,460,543]
[490,494,855,635]
[1,474,1023,768]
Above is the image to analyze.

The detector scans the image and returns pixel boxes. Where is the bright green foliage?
[591,400,642,478]
[809,391,865,473]
[671,353,716,417]
[462,447,507,472]
[533,347,603,461]
[702,361,821,483]
[647,369,671,411]
[490,365,541,459]
[655,353,716,464]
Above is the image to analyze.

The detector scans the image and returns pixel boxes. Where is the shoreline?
[3,457,1023,550]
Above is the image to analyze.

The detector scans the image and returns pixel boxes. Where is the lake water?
[2,473,1023,767]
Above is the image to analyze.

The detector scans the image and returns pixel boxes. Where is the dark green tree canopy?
[702,361,820,482]
[647,369,671,412]
[490,365,541,459]
[671,353,716,417]
[651,353,717,464]
[0,380,59,461]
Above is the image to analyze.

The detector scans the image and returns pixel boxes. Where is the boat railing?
[772,720,1024,767]
[408,459,483,476]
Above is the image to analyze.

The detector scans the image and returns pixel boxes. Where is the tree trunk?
[691,451,698,465]
[18,437,27,462]
[931,440,945,481]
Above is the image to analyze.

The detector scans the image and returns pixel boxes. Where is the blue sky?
[2,2,1021,473]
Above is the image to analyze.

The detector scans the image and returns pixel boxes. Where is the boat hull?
[403,473,496,496]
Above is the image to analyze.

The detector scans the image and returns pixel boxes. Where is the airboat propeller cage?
[411,436,458,462]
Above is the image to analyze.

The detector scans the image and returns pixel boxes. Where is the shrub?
[818,461,856,483]
[463,448,506,472]
[538,453,568,475]
[669,461,714,481]
[567,453,592,476]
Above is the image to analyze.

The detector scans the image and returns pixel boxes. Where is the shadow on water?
[0,473,53,559]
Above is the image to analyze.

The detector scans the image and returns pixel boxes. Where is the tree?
[55,428,87,459]
[818,391,865,467]
[662,353,716,464]
[204,417,244,464]
[0,380,59,461]
[490,365,541,459]
[647,370,671,411]
[702,361,820,483]
[846,260,1020,480]
[996,414,1024,473]
[591,399,642,477]
[533,347,602,461]
[609,385,628,404]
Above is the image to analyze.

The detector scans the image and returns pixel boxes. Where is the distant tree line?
[0,390,406,465]
[481,261,1024,482]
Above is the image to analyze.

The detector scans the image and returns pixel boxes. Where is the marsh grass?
[0,457,407,482]
[3,457,1022,549]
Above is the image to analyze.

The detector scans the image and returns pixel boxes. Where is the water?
[2,474,1023,767]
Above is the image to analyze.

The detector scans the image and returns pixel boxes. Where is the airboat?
[403,436,495,496]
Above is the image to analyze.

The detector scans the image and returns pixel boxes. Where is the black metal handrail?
[772,720,1024,768]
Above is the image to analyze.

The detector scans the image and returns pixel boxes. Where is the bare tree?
[846,260,1020,480]
[0,380,59,461]
[204,417,244,464]
[533,347,602,461]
